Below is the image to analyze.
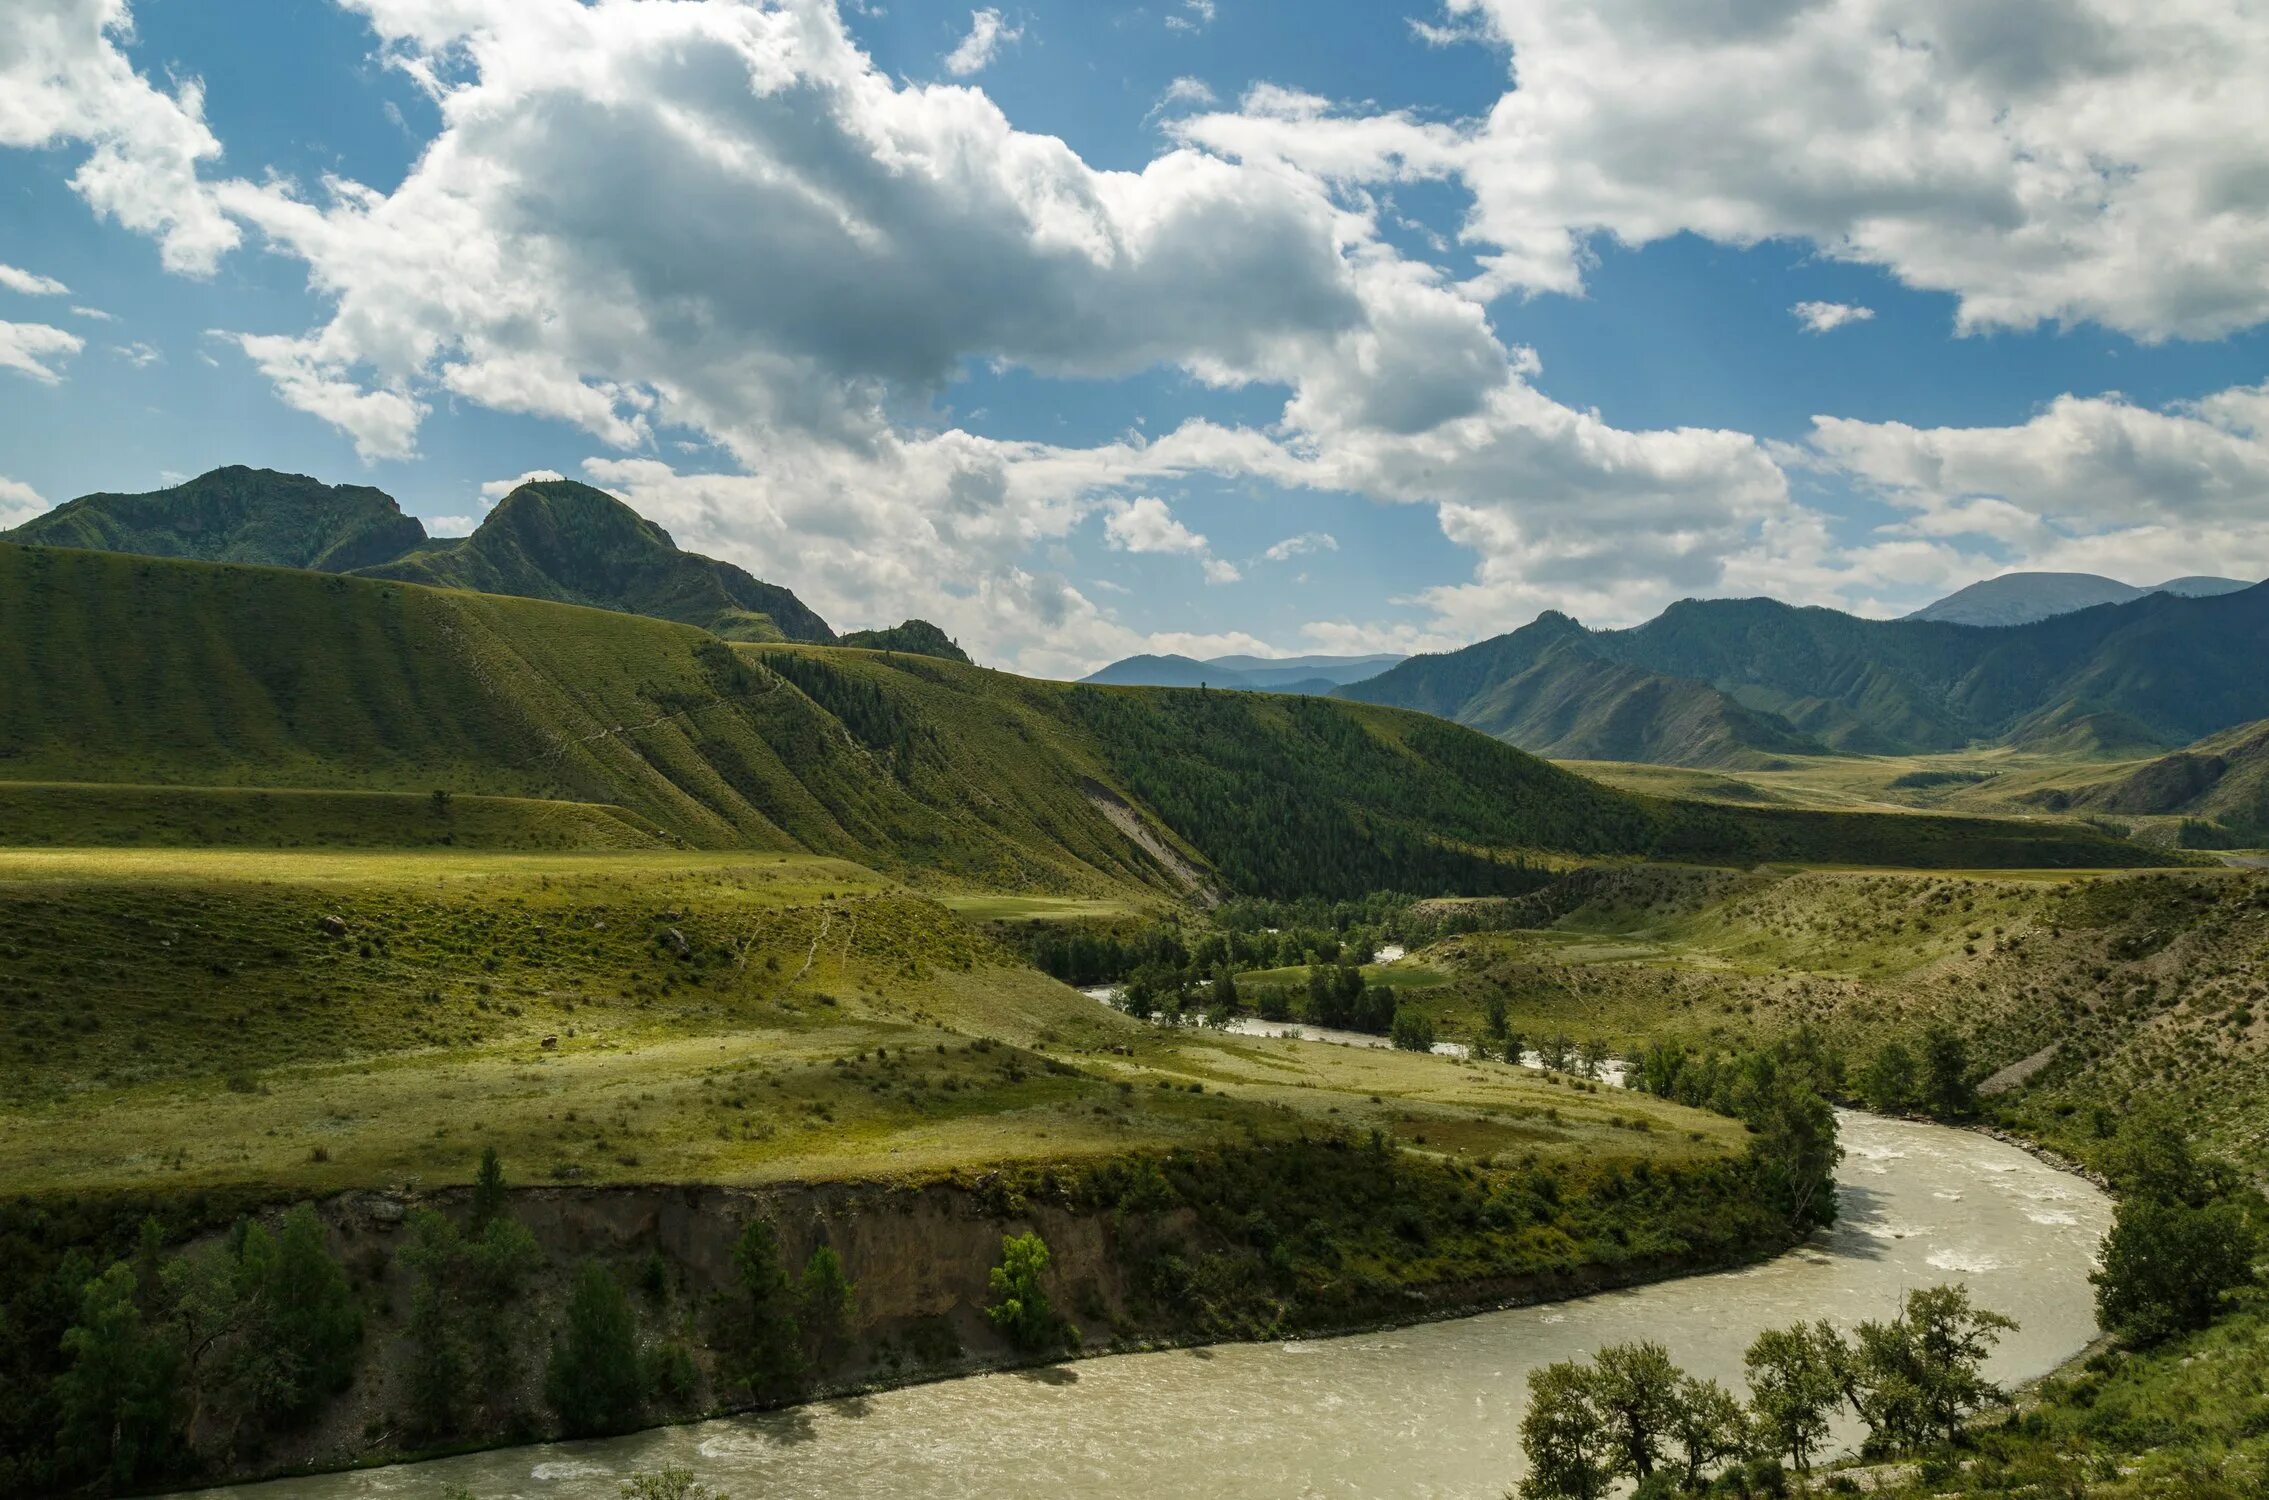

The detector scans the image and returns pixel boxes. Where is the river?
[191,1112,2108,1499]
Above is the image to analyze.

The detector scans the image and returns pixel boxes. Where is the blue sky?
[3,0,2266,674]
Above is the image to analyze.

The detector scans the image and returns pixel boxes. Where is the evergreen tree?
[730,1218,804,1399]
[799,1247,857,1372]
[546,1262,645,1436]
[470,1146,509,1230]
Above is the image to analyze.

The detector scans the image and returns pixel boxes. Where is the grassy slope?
[0,782,672,851]
[1,543,2163,903]
[0,849,1747,1201]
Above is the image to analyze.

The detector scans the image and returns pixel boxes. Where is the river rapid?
[194,1112,2109,1499]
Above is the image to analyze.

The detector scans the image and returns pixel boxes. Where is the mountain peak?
[2,465,428,573]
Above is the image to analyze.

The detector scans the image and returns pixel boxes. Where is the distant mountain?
[1334,613,1827,768]
[356,479,832,643]
[1342,584,2269,765]
[1,466,428,573]
[837,619,970,663]
[1079,650,1404,694]
[1905,570,2254,627]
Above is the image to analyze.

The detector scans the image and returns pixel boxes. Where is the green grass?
[0,781,673,850]
[1236,960,1453,990]
[0,847,1747,1201]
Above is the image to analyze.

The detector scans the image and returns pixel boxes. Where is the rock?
[664,927,692,958]
[317,914,348,938]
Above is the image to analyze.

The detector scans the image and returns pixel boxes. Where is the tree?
[1483,993,1510,1040]
[620,1468,728,1500]
[465,1214,542,1405]
[401,1210,468,1438]
[2092,1195,2260,1344]
[235,1206,362,1423]
[1518,1359,1613,1499]
[430,788,454,818]
[1577,1038,1611,1081]
[730,1218,804,1399]
[1861,1041,1919,1114]
[1212,966,1239,1013]
[1744,1323,1842,1471]
[799,1247,856,1371]
[1920,1026,1975,1118]
[1751,1075,1841,1232]
[1667,1374,1748,1490]
[1900,1284,2017,1444]
[55,1262,182,1486]
[1590,1340,1680,1482]
[986,1232,1063,1352]
[470,1146,509,1230]
[546,1261,645,1436]
[1389,1006,1436,1052]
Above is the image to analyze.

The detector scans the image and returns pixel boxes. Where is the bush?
[986,1232,1067,1353]
[2092,1195,2260,1344]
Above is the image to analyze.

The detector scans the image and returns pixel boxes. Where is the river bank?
[180,1112,2111,1500]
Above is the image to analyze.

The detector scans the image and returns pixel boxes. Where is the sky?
[2,0,2266,677]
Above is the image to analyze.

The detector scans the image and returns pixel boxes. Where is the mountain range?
[1903,570,2256,627]
[1341,585,2269,766]
[1079,651,1404,695]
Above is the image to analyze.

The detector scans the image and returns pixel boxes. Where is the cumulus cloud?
[1807,381,2269,586]
[0,263,69,296]
[0,319,85,382]
[230,332,425,461]
[1166,0,1215,34]
[0,474,49,528]
[944,8,1020,76]
[1104,495,1208,554]
[0,0,239,273]
[1215,0,2269,340]
[1792,300,1875,333]
[1202,557,1242,584]
[479,468,564,502]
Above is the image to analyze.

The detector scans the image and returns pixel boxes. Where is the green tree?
[465,1215,543,1406]
[546,1261,645,1436]
[1518,1359,1613,1500]
[799,1247,856,1371]
[2092,1195,2260,1345]
[1861,1041,1919,1114]
[470,1146,509,1230]
[619,1467,728,1500]
[1744,1323,1843,1471]
[1389,1006,1436,1052]
[231,1206,362,1424]
[1751,1074,1840,1232]
[730,1218,804,1398]
[1483,992,1510,1040]
[1590,1340,1680,1482]
[55,1262,182,1486]
[1667,1374,1748,1490]
[400,1210,468,1438]
[985,1233,1063,1352]
[1920,1026,1975,1118]
[1900,1284,2017,1445]
[1212,966,1239,1013]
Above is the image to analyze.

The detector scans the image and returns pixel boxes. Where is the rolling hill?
[1905,570,2255,627]
[1345,584,2269,763]
[837,618,971,662]
[2064,718,2269,836]
[0,466,427,573]
[356,478,833,642]
[0,543,2161,896]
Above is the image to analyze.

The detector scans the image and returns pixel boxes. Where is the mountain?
[1343,584,2269,764]
[0,466,428,573]
[1079,651,1404,694]
[0,542,2159,892]
[837,619,971,662]
[355,478,832,643]
[1334,613,1827,768]
[1905,570,2255,627]
[2066,718,2269,834]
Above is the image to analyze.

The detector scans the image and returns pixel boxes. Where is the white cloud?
[69,304,114,321]
[0,474,49,528]
[1196,0,2269,341]
[1103,495,1207,554]
[1807,381,2269,588]
[110,338,158,366]
[230,332,425,461]
[428,514,477,536]
[1151,76,1216,115]
[1792,300,1875,334]
[0,263,69,296]
[943,8,1020,76]
[0,319,85,382]
[1263,531,1338,562]
[479,468,564,502]
[1166,0,1216,34]
[0,0,239,273]
[1202,557,1242,584]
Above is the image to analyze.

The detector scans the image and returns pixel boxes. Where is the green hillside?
[356,479,834,643]
[1339,612,1826,767]
[1347,585,2269,762]
[836,618,971,662]
[2068,718,2269,838]
[0,543,2165,898]
[1,466,427,572]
